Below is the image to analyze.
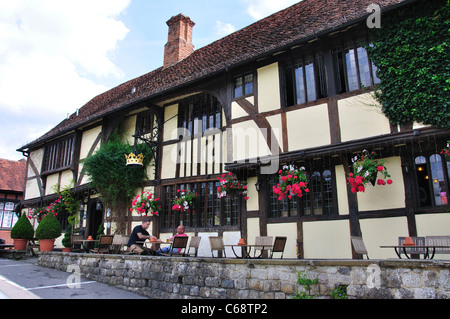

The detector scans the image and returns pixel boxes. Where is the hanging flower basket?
[217,172,249,200]
[347,150,392,193]
[440,140,450,158]
[272,165,310,200]
[172,189,198,213]
[28,196,65,221]
[130,191,161,216]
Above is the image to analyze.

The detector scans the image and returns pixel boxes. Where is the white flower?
[357,166,363,173]
[364,171,370,177]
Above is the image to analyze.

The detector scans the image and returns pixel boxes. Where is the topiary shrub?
[10,213,34,240]
[62,226,72,248]
[35,214,62,239]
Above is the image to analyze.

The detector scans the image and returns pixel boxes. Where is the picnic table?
[380,245,450,259]
[224,244,271,259]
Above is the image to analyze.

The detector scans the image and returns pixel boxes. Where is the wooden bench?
[397,237,427,258]
[425,236,450,255]
[27,239,40,256]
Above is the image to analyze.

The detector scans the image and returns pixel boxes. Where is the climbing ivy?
[82,129,153,234]
[366,0,449,128]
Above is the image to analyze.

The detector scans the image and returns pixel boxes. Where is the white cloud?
[214,21,236,37]
[0,0,131,160]
[0,0,130,117]
[244,0,301,20]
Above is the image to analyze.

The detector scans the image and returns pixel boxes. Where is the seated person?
[127,219,159,255]
[157,225,188,255]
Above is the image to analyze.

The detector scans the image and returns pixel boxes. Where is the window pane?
[295,66,306,105]
[345,48,359,91]
[234,77,243,98]
[316,53,327,98]
[323,170,333,214]
[312,171,322,215]
[430,154,446,206]
[415,156,432,207]
[1,211,12,228]
[304,60,316,101]
[357,46,372,88]
[244,74,253,95]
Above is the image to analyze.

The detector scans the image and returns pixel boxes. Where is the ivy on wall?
[82,130,153,234]
[366,0,449,128]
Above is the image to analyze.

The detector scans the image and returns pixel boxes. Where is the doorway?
[86,199,103,238]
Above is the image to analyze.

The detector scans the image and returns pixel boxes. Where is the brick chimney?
[163,14,195,68]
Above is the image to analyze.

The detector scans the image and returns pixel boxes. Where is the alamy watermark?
[366,4,381,29]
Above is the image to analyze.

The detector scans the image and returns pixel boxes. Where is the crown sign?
[125,152,144,167]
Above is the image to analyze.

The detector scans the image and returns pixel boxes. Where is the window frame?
[161,179,240,230]
[42,134,75,174]
[0,201,19,229]
[282,51,328,107]
[332,39,380,94]
[268,165,336,219]
[233,73,255,99]
[413,152,450,209]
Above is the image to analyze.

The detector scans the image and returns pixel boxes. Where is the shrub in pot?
[10,213,34,250]
[35,214,62,252]
[61,226,72,252]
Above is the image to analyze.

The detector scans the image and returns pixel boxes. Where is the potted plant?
[130,191,161,216]
[61,225,72,252]
[216,172,249,200]
[35,213,62,251]
[172,189,198,212]
[347,150,393,193]
[272,165,310,200]
[10,213,34,250]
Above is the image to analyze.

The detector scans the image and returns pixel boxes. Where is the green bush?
[35,214,62,239]
[10,213,34,240]
[61,226,72,248]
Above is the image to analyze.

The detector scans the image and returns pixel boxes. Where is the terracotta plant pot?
[39,239,55,252]
[13,239,28,251]
[62,247,72,253]
[238,238,246,245]
[403,237,415,246]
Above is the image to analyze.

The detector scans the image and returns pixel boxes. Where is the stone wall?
[37,252,450,299]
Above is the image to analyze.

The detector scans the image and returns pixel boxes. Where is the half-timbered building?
[17,0,450,258]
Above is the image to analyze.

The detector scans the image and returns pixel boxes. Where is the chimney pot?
[163,14,195,68]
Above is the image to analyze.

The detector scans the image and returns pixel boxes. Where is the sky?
[0,0,301,161]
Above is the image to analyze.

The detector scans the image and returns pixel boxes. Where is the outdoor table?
[0,244,14,249]
[224,244,271,259]
[380,245,450,260]
[81,239,99,252]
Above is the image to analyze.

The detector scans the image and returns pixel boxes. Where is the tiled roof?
[18,0,411,151]
[0,158,26,192]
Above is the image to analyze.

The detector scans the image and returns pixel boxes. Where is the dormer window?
[234,73,254,98]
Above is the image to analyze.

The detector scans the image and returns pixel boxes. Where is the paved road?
[0,257,148,299]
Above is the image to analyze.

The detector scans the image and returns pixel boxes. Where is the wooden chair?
[186,236,201,257]
[27,238,40,256]
[111,235,129,254]
[209,236,226,258]
[351,236,369,259]
[253,236,273,257]
[161,236,189,256]
[71,234,83,252]
[270,236,287,259]
[90,235,114,254]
